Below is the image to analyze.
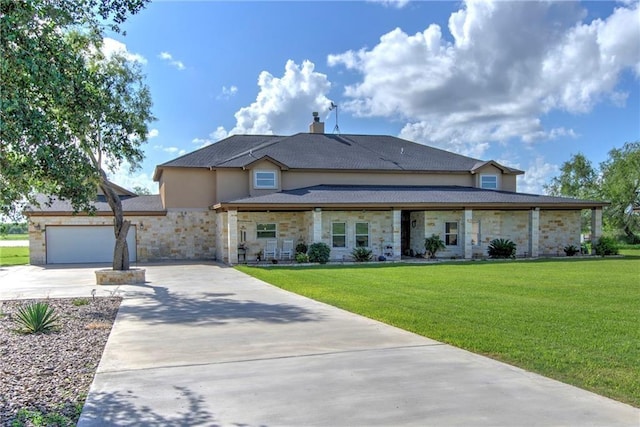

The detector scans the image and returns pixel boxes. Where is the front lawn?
[0,247,29,266]
[238,256,640,407]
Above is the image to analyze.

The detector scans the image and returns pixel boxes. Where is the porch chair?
[264,239,278,260]
[281,239,294,260]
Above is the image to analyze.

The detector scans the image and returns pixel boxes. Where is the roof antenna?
[329,102,340,134]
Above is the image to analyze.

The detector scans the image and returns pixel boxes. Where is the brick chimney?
[309,112,324,134]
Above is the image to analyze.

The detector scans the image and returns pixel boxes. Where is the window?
[332,222,346,248]
[254,170,277,189]
[256,223,276,239]
[471,220,480,246]
[480,175,498,190]
[355,222,369,247]
[445,222,458,246]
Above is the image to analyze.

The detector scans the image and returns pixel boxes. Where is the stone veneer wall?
[28,210,216,264]
[321,211,394,260]
[539,210,581,256]
[423,210,465,258]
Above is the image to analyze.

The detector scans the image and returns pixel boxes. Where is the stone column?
[312,208,322,243]
[528,208,540,258]
[591,207,603,254]
[392,209,401,260]
[463,209,473,259]
[227,209,238,264]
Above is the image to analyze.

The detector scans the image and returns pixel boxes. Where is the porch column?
[392,209,401,260]
[463,209,473,259]
[227,209,238,264]
[528,208,540,258]
[591,207,603,254]
[312,208,322,243]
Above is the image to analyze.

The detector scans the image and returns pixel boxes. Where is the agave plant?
[424,234,446,259]
[487,238,516,259]
[15,302,59,334]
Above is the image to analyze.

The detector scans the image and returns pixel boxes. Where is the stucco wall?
[160,168,216,209]
[28,210,216,264]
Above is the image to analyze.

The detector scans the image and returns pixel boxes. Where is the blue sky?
[104,0,640,194]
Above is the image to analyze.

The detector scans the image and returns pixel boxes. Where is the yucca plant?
[487,238,516,259]
[351,247,373,262]
[15,302,59,334]
[424,234,446,259]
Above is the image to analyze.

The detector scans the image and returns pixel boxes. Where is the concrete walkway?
[1,263,638,426]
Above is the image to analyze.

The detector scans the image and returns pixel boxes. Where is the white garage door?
[46,226,137,264]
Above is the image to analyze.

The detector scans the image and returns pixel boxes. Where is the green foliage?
[488,238,516,259]
[593,236,619,256]
[0,222,28,235]
[581,242,591,254]
[15,302,59,334]
[132,186,151,195]
[72,298,89,307]
[295,242,308,255]
[308,242,331,264]
[238,257,640,406]
[295,252,309,263]
[12,407,74,426]
[351,247,373,262]
[563,245,580,256]
[424,234,446,259]
[1,0,151,220]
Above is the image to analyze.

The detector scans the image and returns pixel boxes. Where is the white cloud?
[217,85,238,100]
[368,0,410,9]
[329,0,640,155]
[158,51,186,70]
[191,127,229,148]
[146,128,159,139]
[215,60,333,136]
[502,157,560,195]
[102,38,147,64]
[107,161,157,194]
[154,145,185,155]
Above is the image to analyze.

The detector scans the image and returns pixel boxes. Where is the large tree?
[600,142,640,243]
[544,153,600,233]
[1,0,152,269]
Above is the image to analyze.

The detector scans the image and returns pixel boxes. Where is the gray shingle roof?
[25,194,165,214]
[220,185,606,209]
[158,133,523,174]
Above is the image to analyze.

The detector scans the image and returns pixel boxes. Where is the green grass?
[0,247,29,266]
[0,233,28,240]
[238,256,640,407]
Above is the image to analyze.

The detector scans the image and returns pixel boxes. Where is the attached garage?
[45,225,137,264]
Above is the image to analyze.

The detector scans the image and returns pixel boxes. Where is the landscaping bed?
[0,297,120,426]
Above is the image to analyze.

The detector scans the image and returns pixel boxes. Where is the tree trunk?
[99,172,130,271]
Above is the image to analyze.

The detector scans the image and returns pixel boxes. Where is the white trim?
[254,170,277,189]
[355,222,370,248]
[480,174,498,190]
[445,221,459,246]
[332,221,346,248]
[256,223,277,239]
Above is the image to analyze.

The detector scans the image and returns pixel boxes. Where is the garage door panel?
[46,226,136,264]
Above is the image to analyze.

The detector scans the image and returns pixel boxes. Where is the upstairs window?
[332,222,346,248]
[254,170,277,189]
[445,222,458,246]
[480,175,498,190]
[355,222,369,247]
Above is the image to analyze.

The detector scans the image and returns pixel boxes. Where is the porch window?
[480,175,498,190]
[332,222,346,248]
[445,222,458,246]
[256,223,276,239]
[471,220,480,246]
[355,222,369,247]
[254,170,277,189]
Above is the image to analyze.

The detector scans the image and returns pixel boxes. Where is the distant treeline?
[1,222,28,234]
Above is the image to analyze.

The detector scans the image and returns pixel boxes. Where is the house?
[25,115,606,264]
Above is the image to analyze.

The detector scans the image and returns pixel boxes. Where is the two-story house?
[26,115,606,264]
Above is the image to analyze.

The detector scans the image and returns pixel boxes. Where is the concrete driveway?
[2,263,638,426]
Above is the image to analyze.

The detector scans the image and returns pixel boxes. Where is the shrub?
[424,234,445,259]
[594,236,619,256]
[351,247,373,262]
[488,238,516,259]
[295,242,308,255]
[308,242,331,264]
[581,242,591,254]
[15,302,59,334]
[72,298,89,306]
[295,252,309,263]
[563,245,580,256]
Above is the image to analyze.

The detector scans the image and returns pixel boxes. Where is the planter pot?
[95,268,145,285]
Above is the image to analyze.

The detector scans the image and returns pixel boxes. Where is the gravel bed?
[0,297,121,426]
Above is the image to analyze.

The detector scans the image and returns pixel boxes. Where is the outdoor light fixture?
[411,219,417,228]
